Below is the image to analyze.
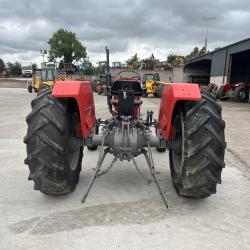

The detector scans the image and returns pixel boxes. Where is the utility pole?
[203,17,216,51]
[105,46,110,74]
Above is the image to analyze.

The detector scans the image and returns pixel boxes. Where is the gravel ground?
[0,88,249,250]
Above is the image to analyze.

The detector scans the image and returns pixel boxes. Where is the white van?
[22,66,33,77]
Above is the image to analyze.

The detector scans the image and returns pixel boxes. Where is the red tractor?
[218,82,250,102]
[24,60,225,209]
[1,68,8,78]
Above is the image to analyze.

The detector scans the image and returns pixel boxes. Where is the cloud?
[0,0,249,64]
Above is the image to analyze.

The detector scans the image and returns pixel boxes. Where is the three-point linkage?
[81,136,169,209]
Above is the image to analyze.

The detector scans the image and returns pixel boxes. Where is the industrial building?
[184,38,250,86]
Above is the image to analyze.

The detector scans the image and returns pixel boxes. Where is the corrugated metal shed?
[184,38,250,86]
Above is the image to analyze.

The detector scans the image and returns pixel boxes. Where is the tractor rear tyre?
[87,145,98,151]
[24,89,83,195]
[28,85,32,93]
[169,92,225,198]
[234,86,249,102]
[156,147,166,152]
[217,86,227,101]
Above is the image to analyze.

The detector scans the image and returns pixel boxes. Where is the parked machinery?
[38,67,56,91]
[27,70,41,93]
[64,63,75,75]
[27,65,70,93]
[95,47,111,96]
[95,74,108,95]
[24,49,225,209]
[142,73,167,97]
[1,68,8,78]
[218,82,250,102]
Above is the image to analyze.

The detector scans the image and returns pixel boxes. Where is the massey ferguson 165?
[24,50,225,208]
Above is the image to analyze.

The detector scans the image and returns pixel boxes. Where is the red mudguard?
[52,81,95,138]
[158,83,201,140]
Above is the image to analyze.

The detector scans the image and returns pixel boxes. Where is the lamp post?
[40,50,47,63]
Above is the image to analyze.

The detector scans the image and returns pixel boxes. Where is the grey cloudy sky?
[0,0,249,65]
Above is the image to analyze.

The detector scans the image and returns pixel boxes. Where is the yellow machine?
[28,70,42,93]
[39,68,56,91]
[33,71,41,91]
[142,73,167,97]
[28,64,70,93]
[39,69,70,91]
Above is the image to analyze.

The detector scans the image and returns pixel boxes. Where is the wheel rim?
[68,135,80,171]
[171,107,185,176]
[67,113,81,171]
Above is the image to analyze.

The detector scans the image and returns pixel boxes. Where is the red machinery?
[95,74,108,95]
[24,51,225,209]
[218,82,250,102]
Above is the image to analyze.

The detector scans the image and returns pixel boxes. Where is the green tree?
[58,60,64,70]
[0,58,5,72]
[167,54,177,65]
[185,46,208,61]
[12,62,22,76]
[190,47,200,58]
[7,62,14,75]
[167,54,184,66]
[127,53,140,69]
[198,46,207,56]
[32,63,37,72]
[48,28,87,64]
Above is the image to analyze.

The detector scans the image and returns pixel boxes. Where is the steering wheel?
[115,70,141,80]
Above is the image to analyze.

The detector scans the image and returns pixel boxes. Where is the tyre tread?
[170,92,226,198]
[24,90,82,195]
